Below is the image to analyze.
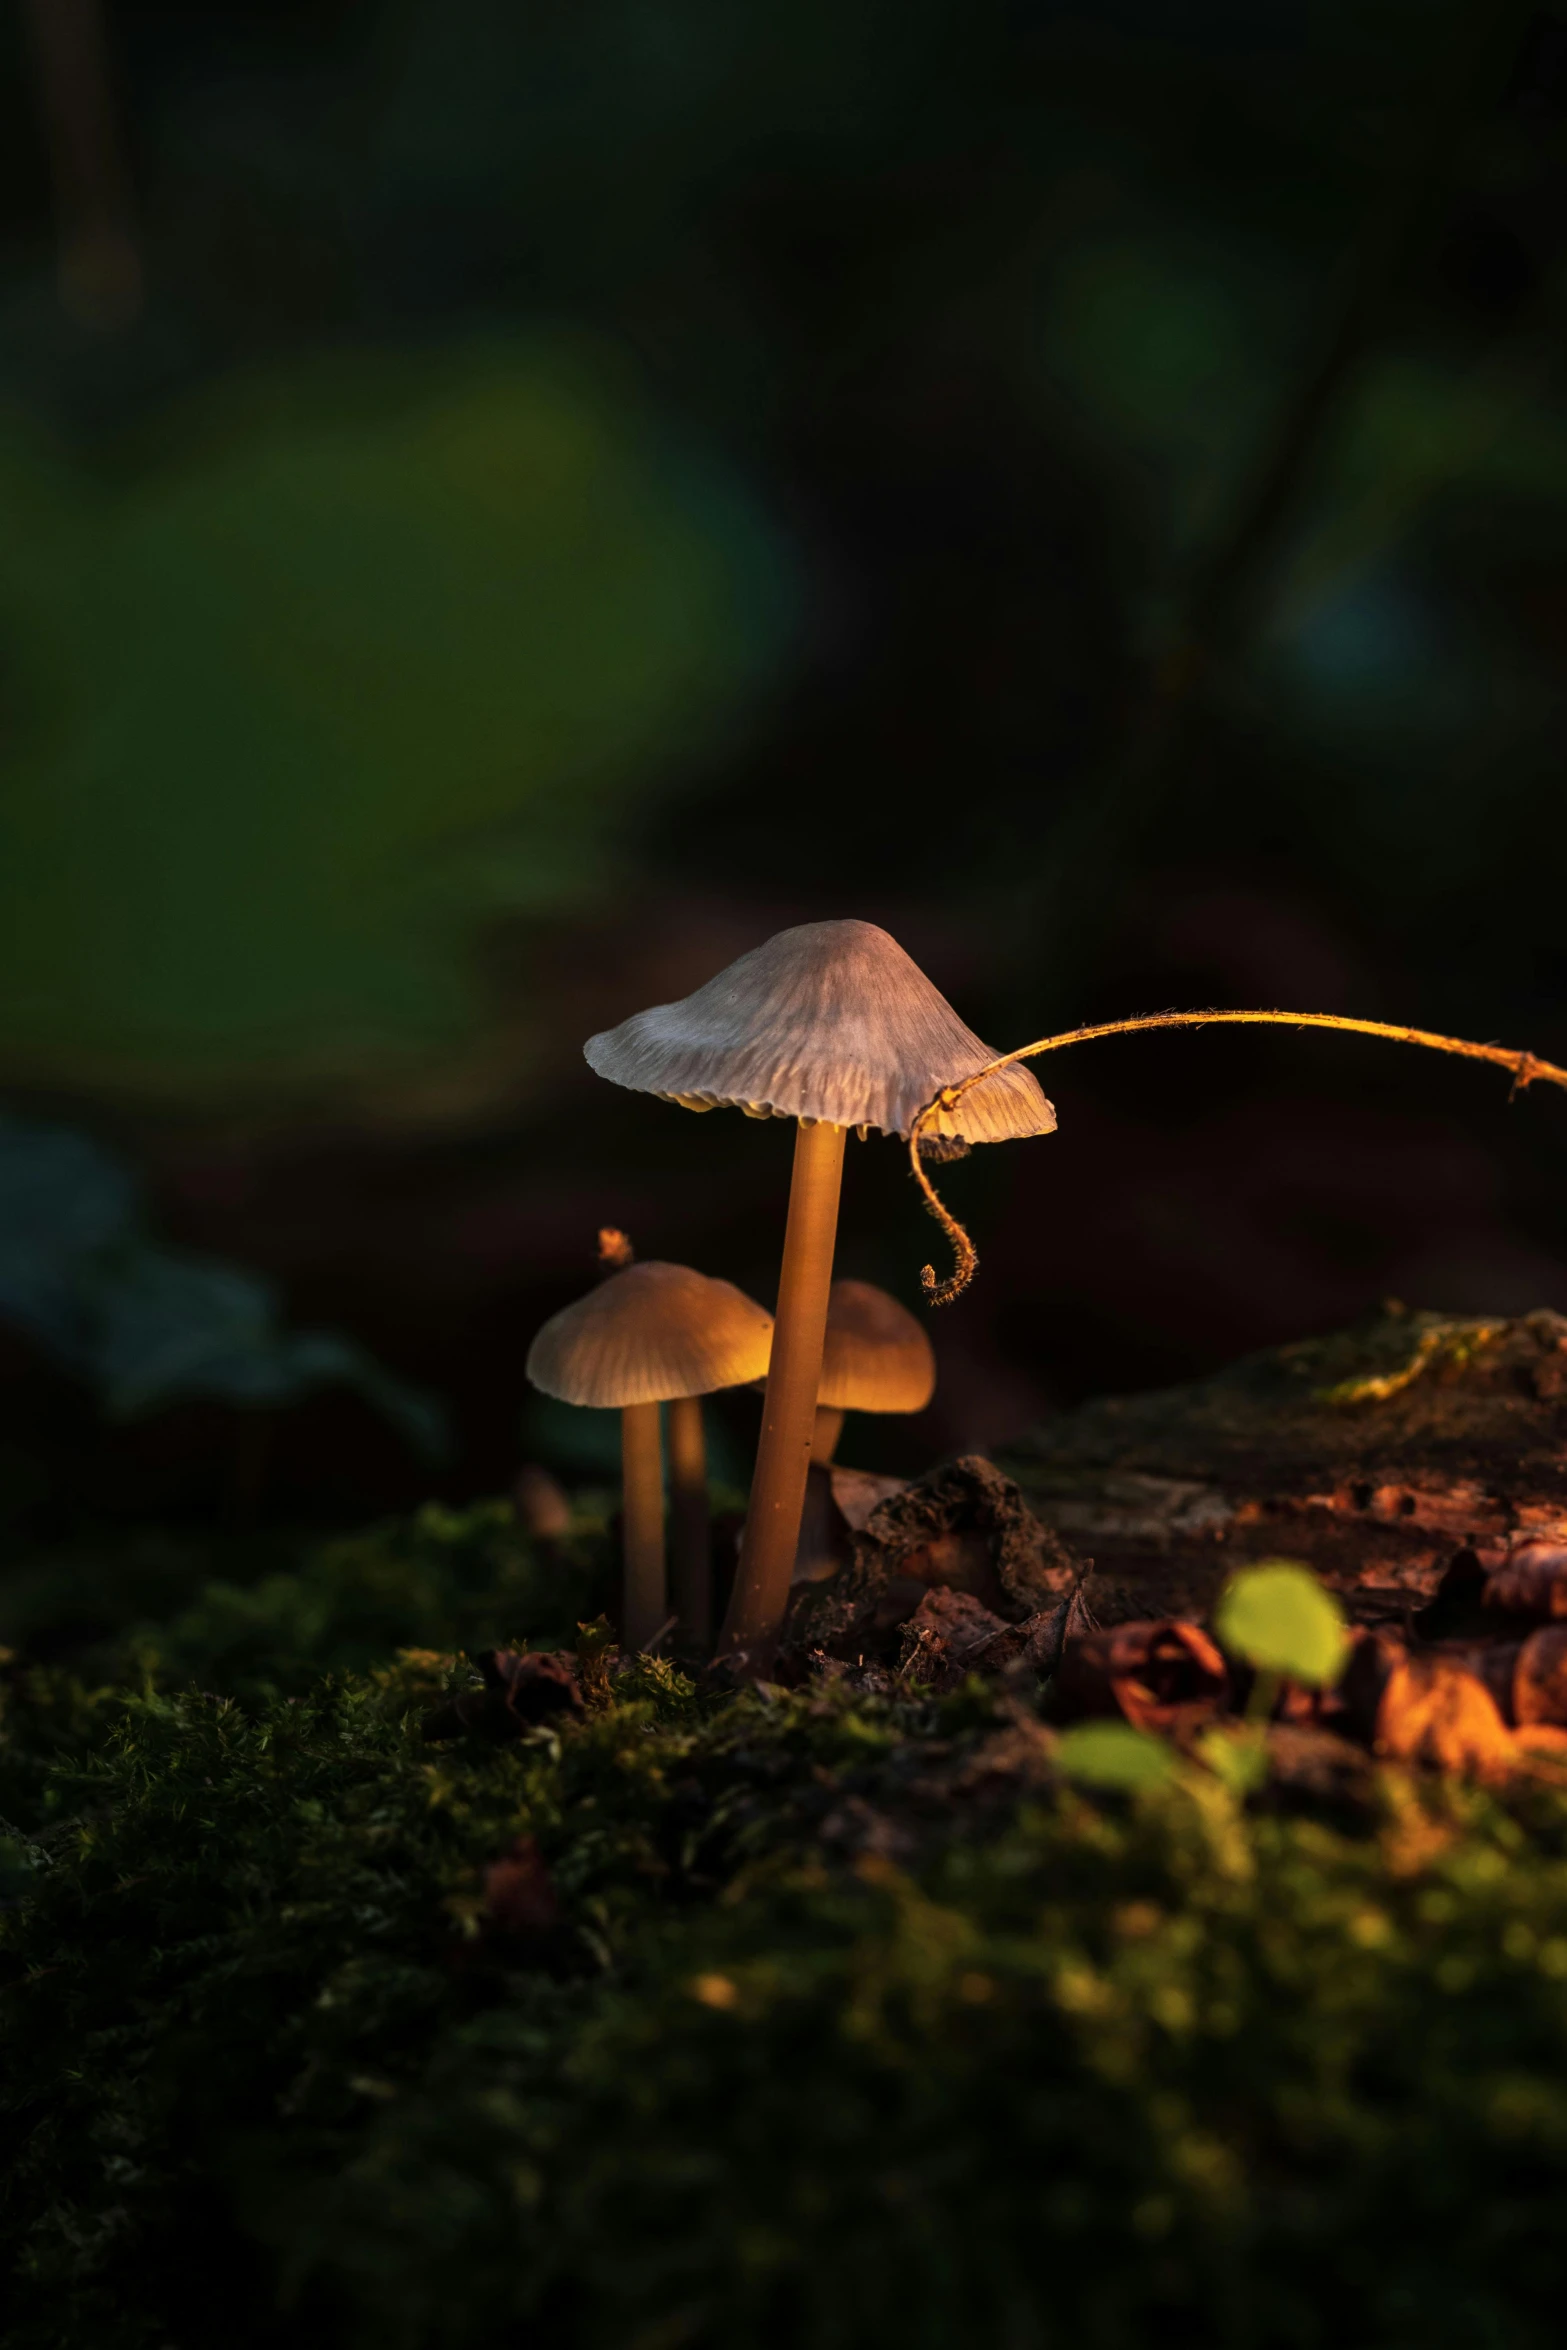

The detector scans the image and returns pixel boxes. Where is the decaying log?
[998,1304,1567,1633]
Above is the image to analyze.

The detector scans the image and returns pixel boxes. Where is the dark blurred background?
[3,0,1567,1535]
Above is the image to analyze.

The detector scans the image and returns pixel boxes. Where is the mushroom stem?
[810,1405,844,1466]
[619,1400,666,1650]
[666,1393,710,1646]
[719,1119,847,1666]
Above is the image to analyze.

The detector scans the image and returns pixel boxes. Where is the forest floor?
[7,1304,1567,2348]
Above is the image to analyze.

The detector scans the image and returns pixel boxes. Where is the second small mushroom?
[811,1278,936,1464]
[525,1261,773,1650]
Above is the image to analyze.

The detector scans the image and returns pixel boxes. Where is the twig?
[908,1009,1567,1305]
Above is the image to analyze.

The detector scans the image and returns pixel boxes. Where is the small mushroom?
[525,1261,773,1649]
[812,1278,936,1465]
[512,1462,572,1540]
[583,919,1054,1666]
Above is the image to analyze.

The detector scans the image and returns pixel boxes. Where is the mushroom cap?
[818,1279,937,1413]
[582,919,1055,1145]
[526,1261,775,1408]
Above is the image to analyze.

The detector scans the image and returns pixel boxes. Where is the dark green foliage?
[0,1112,447,1454]
[0,345,792,1097]
[0,1501,603,1835]
[128,1502,605,1702]
[7,1508,1567,2347]
[0,1501,606,1713]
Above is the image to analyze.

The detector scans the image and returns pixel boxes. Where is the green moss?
[133,1501,607,1701]
[7,1511,1567,2346]
[0,1501,609,1707]
[1312,1313,1509,1408]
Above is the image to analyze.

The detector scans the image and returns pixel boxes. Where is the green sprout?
[1215,1560,1350,1689]
[1195,1562,1352,1796]
[1054,1721,1180,1791]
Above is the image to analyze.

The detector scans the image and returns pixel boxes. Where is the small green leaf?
[1215,1562,1348,1688]
[1196,1724,1271,1797]
[1055,1722,1179,1791]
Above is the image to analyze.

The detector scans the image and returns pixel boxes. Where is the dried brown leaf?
[1374,1653,1515,1778]
[1053,1618,1228,1735]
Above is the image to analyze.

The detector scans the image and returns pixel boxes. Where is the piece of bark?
[895,1587,1012,1688]
[787,1462,910,1588]
[830,1465,911,1531]
[1052,1618,1229,1736]
[784,1454,1084,1664]
[969,1581,1095,1682]
[862,1455,1080,1614]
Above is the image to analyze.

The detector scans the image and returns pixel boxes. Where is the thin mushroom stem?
[907,1009,1567,1307]
[719,1119,847,1668]
[811,1405,845,1466]
[619,1400,666,1650]
[666,1393,711,1647]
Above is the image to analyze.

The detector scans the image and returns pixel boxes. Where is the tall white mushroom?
[583,919,1055,1666]
[526,1260,774,1650]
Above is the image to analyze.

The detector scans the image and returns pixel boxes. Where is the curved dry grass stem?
[908,1010,1567,1307]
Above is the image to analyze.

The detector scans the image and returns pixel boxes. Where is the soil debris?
[421,1647,583,1743]
[1484,1541,1567,1618]
[1053,1619,1229,1737]
[483,1835,562,1938]
[790,1463,910,1586]
[786,1454,1082,1666]
[1259,1722,1374,1809]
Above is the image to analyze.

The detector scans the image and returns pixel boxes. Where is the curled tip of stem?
[597,1226,635,1269]
[907,1105,980,1306]
[919,1250,976,1308]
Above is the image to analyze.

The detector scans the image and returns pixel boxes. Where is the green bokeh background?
[0,341,792,1093]
[2,0,1567,1497]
